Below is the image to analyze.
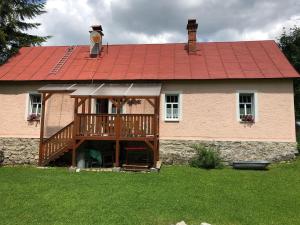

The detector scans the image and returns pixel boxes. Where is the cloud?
[29,0,300,46]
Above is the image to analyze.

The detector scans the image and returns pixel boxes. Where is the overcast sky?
[31,0,300,46]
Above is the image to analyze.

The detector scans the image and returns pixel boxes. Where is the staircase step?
[123,168,150,172]
[122,164,150,172]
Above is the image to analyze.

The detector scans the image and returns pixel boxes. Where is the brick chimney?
[186,19,198,54]
[89,25,104,57]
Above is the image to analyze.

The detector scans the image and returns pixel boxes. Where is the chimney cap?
[90,25,104,36]
[187,19,198,30]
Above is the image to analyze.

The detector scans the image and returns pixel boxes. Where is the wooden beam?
[153,96,160,167]
[88,96,92,114]
[115,140,120,167]
[77,97,86,108]
[72,148,76,167]
[146,98,155,109]
[38,93,49,166]
[82,97,86,114]
[145,140,154,150]
[156,96,160,162]
[44,93,53,102]
[74,139,84,150]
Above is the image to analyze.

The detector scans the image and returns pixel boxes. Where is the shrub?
[189,144,222,169]
[296,132,300,154]
[0,149,4,165]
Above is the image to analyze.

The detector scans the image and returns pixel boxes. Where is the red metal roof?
[0,40,298,81]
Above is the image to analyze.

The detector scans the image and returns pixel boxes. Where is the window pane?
[246,96,251,103]
[32,104,37,114]
[173,104,178,118]
[166,95,171,103]
[240,93,253,104]
[173,95,178,103]
[166,104,172,118]
[37,105,41,114]
[246,104,252,115]
[239,104,245,115]
[166,94,179,103]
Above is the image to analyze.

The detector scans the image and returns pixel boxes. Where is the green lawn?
[1,160,300,225]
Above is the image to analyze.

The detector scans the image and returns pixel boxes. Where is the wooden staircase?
[39,122,74,166]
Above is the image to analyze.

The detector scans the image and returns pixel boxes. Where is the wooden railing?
[120,114,154,137]
[76,114,116,137]
[75,114,155,138]
[40,122,74,165]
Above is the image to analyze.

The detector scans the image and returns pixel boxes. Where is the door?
[95,99,109,114]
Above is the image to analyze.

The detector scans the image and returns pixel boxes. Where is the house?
[0,19,299,169]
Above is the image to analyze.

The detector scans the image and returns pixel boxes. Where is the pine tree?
[0,0,49,64]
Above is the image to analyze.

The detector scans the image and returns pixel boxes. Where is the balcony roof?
[38,83,162,97]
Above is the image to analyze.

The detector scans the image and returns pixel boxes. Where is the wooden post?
[115,98,120,167]
[38,93,47,166]
[72,97,79,167]
[88,96,92,113]
[153,96,160,167]
[72,147,76,167]
[115,140,120,167]
[156,96,160,161]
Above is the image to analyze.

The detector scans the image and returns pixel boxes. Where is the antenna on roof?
[107,42,108,54]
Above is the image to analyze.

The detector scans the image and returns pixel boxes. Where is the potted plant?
[240,115,255,123]
[27,114,41,122]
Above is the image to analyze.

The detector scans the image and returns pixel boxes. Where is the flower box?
[240,115,254,123]
[27,114,41,121]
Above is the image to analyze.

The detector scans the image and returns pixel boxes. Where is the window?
[29,94,42,116]
[238,92,255,122]
[27,93,42,121]
[109,100,124,114]
[165,94,180,121]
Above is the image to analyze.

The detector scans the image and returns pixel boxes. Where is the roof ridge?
[18,40,277,49]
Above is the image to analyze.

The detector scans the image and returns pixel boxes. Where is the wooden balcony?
[38,83,161,167]
[75,113,156,140]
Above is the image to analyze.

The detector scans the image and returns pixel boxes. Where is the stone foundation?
[0,137,39,165]
[0,137,297,166]
[159,140,298,164]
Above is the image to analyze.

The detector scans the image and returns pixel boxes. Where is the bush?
[296,132,300,154]
[0,149,4,165]
[189,144,222,169]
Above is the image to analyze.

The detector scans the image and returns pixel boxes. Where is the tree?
[278,26,300,73]
[0,0,49,64]
[278,26,300,120]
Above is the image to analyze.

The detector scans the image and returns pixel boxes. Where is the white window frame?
[163,92,182,122]
[27,92,42,118]
[236,90,258,122]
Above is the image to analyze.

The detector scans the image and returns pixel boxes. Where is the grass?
[0,160,300,225]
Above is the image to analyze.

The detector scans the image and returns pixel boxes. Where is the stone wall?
[0,137,39,165]
[0,137,297,166]
[159,140,298,164]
